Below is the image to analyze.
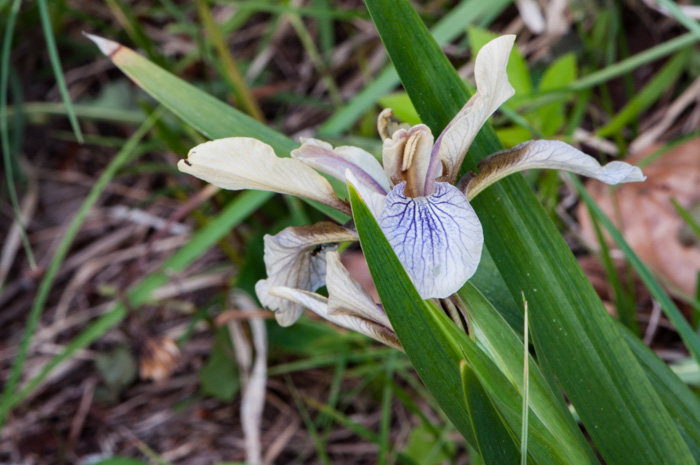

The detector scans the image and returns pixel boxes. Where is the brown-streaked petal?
[434,35,516,183]
[403,125,436,197]
[254,222,357,326]
[382,128,409,186]
[325,251,391,328]
[377,108,411,141]
[268,286,402,350]
[464,140,647,201]
[178,137,350,215]
[292,138,390,194]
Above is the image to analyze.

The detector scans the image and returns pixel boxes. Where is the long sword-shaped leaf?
[461,362,520,465]
[350,184,580,465]
[85,35,348,224]
[364,1,696,463]
[460,283,596,465]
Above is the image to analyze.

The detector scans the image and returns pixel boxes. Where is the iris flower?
[178,36,645,350]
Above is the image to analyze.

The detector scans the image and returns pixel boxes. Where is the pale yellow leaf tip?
[82,32,122,57]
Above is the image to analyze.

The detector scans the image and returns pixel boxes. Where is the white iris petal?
[255,222,357,326]
[379,182,483,299]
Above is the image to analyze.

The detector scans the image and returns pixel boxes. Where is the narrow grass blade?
[0,109,160,428]
[597,50,689,137]
[460,362,520,465]
[364,0,696,462]
[569,32,698,91]
[85,34,348,223]
[319,0,513,136]
[104,0,168,68]
[196,0,265,121]
[36,0,83,142]
[86,35,291,153]
[672,198,700,241]
[573,175,700,364]
[656,0,700,40]
[520,295,529,465]
[1,0,36,271]
[0,189,270,418]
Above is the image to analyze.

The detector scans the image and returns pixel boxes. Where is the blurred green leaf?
[319,0,514,136]
[200,326,240,401]
[92,459,150,465]
[597,50,689,137]
[468,26,532,101]
[378,92,421,125]
[96,346,138,398]
[537,54,577,136]
[403,424,455,465]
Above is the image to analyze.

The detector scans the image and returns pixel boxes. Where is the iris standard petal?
[403,125,436,197]
[379,182,484,299]
[325,251,391,328]
[292,138,391,194]
[465,140,647,200]
[178,137,350,214]
[267,286,402,350]
[377,108,410,141]
[254,222,357,326]
[434,35,516,182]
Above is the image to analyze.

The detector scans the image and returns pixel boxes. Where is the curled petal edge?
[268,286,402,351]
[255,222,357,327]
[434,35,516,183]
[465,140,647,201]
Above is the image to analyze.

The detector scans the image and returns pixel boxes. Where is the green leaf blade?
[364,1,697,463]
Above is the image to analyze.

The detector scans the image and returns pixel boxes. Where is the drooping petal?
[268,286,402,350]
[464,140,647,200]
[379,182,483,299]
[254,222,357,326]
[325,251,391,328]
[433,35,516,183]
[291,138,390,194]
[345,170,386,221]
[178,137,350,214]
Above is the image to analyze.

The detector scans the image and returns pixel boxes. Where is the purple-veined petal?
[178,137,350,214]
[325,251,391,328]
[379,182,483,299]
[267,286,402,350]
[254,222,357,326]
[465,140,647,200]
[292,138,390,194]
[345,170,386,221]
[433,35,516,183]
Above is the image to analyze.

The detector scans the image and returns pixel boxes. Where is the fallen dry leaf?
[578,138,700,297]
